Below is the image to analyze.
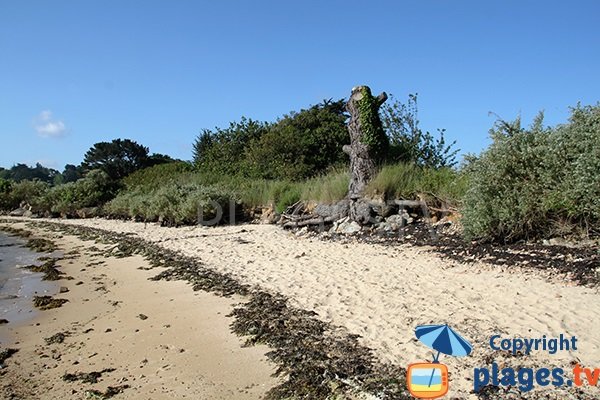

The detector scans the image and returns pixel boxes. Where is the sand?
[0,222,277,399]
[18,217,599,399]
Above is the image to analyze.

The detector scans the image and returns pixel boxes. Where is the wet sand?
[0,222,277,399]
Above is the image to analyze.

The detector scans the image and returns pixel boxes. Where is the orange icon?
[406,362,449,399]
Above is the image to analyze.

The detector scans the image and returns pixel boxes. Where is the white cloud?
[34,110,67,138]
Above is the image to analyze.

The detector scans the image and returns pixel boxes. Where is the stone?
[332,219,362,235]
[9,208,26,217]
[59,287,69,293]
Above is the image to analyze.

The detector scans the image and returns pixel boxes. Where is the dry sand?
[21,217,599,399]
[0,222,277,399]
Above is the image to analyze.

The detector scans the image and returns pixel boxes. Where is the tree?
[61,164,83,183]
[380,93,459,168]
[0,163,59,183]
[342,86,388,222]
[193,117,267,176]
[244,99,349,180]
[81,139,149,180]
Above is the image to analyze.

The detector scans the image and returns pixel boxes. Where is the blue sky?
[1,1,599,170]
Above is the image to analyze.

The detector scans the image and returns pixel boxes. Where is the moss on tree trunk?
[343,86,388,222]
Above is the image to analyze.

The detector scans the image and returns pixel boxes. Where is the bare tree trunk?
[343,86,388,223]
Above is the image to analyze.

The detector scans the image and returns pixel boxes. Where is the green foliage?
[462,104,600,241]
[270,182,302,213]
[0,163,60,183]
[122,161,194,191]
[193,100,349,181]
[81,139,150,180]
[300,169,349,204]
[43,170,116,215]
[193,117,267,176]
[366,163,466,206]
[381,94,459,168]
[357,87,388,160]
[105,181,238,226]
[0,178,13,210]
[0,180,49,211]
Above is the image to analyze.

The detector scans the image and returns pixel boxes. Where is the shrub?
[43,170,116,215]
[381,94,459,168]
[105,177,239,226]
[462,104,600,242]
[122,162,194,191]
[0,180,49,211]
[193,100,349,181]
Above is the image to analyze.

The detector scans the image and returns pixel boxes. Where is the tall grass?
[366,163,467,206]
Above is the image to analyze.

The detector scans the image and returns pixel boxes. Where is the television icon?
[406,362,449,399]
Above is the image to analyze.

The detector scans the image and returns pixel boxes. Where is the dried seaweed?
[0,348,19,366]
[62,368,116,384]
[44,331,70,345]
[84,385,130,399]
[33,295,68,310]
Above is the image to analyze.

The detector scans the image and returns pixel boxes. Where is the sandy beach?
[0,221,277,399]
[2,217,599,399]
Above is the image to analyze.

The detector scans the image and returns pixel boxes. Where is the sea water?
[0,232,57,338]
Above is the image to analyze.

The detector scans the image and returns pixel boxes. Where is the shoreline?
[0,232,59,337]
[0,221,278,399]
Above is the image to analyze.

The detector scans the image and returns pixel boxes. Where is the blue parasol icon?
[415,324,473,387]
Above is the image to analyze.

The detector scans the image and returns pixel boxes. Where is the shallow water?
[0,232,57,340]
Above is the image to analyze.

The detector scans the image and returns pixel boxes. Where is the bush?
[193,100,349,181]
[462,104,600,242]
[381,94,459,168]
[0,180,49,211]
[43,170,116,215]
[122,161,194,191]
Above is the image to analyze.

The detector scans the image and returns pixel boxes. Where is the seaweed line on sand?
[16,220,410,400]
[1,219,569,399]
[312,222,600,288]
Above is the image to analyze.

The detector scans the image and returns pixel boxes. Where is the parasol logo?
[407,324,473,399]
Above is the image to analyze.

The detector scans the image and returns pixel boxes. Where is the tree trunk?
[343,86,388,223]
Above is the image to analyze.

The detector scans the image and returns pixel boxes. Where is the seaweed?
[25,237,58,253]
[33,295,68,310]
[62,368,116,384]
[44,331,70,345]
[84,385,130,399]
[0,348,19,366]
[23,258,65,281]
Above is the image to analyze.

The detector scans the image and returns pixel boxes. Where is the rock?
[331,219,362,235]
[0,319,8,324]
[295,227,309,237]
[9,208,26,217]
[59,286,69,293]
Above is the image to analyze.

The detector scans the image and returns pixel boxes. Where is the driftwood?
[282,216,336,229]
